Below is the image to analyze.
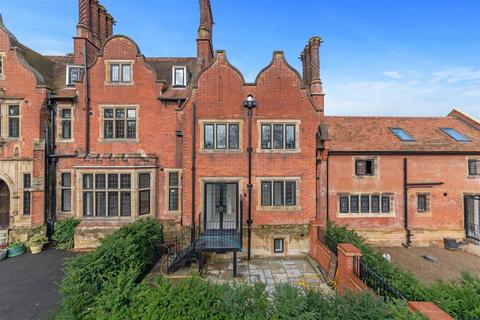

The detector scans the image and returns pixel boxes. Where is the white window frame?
[0,52,4,79]
[172,66,187,87]
[65,65,84,86]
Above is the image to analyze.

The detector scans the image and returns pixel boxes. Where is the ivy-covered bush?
[326,221,480,319]
[55,218,162,320]
[52,218,80,250]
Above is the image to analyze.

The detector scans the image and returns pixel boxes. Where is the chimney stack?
[90,0,100,37]
[106,14,114,38]
[98,5,107,43]
[197,0,214,68]
[300,36,325,112]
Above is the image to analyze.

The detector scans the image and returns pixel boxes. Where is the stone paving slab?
[205,258,331,293]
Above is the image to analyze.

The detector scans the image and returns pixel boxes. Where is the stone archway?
[0,179,10,228]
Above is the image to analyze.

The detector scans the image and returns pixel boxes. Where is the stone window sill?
[337,213,395,218]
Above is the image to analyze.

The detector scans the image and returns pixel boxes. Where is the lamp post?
[243,95,256,260]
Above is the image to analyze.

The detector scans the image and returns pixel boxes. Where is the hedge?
[84,275,422,320]
[326,221,480,319]
[55,218,163,320]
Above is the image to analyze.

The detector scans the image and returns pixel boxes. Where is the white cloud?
[383,71,403,79]
[325,67,480,118]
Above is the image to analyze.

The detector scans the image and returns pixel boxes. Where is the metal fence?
[353,256,407,301]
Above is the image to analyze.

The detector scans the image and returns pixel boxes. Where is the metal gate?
[464,195,480,242]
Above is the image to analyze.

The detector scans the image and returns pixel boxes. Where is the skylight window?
[390,128,415,141]
[441,128,470,142]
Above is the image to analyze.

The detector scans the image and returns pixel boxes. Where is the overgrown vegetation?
[55,218,163,320]
[326,221,480,320]
[52,218,81,250]
[84,275,423,320]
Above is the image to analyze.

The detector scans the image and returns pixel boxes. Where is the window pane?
[115,109,125,119]
[104,109,114,118]
[139,190,150,215]
[228,124,239,149]
[9,106,19,116]
[120,192,131,216]
[62,189,71,211]
[417,195,427,212]
[442,128,470,142]
[339,195,349,213]
[126,120,136,139]
[95,192,106,216]
[23,174,31,188]
[169,172,179,187]
[23,191,31,215]
[169,188,179,211]
[390,128,415,141]
[365,160,374,175]
[371,195,380,213]
[108,192,119,216]
[83,192,93,216]
[8,118,19,137]
[204,124,214,149]
[95,174,106,189]
[120,174,131,189]
[104,120,114,139]
[468,160,478,176]
[108,174,118,189]
[273,124,284,149]
[127,109,136,118]
[285,181,296,206]
[62,120,71,139]
[83,174,93,189]
[115,120,125,138]
[350,195,359,213]
[139,173,150,189]
[285,125,295,149]
[261,181,272,206]
[381,195,391,213]
[216,124,227,149]
[62,173,71,188]
[361,195,370,213]
[69,67,80,84]
[121,64,131,82]
[174,68,185,86]
[273,181,284,206]
[356,160,366,175]
[274,239,284,253]
[62,109,72,119]
[110,64,119,82]
[261,124,271,149]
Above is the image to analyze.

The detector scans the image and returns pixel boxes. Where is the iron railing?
[325,233,339,254]
[197,221,242,250]
[353,256,407,301]
[466,223,480,242]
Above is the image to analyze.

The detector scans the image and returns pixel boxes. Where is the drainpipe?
[84,43,90,155]
[326,154,330,222]
[243,95,256,260]
[403,158,412,247]
[191,103,196,245]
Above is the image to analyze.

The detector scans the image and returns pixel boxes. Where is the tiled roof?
[325,112,480,153]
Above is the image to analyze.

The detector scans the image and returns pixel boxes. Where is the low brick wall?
[310,238,332,273]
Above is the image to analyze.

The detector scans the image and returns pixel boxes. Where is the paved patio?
[205,258,331,293]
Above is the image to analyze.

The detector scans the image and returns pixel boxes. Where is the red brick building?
[0,0,479,267]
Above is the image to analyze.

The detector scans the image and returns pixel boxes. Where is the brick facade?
[0,0,478,253]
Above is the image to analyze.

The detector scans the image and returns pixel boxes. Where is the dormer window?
[66,65,84,85]
[173,66,187,87]
[108,62,132,84]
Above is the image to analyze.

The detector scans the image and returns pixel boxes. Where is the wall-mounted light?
[243,95,256,109]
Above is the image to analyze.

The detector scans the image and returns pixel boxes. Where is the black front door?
[204,182,238,230]
[465,195,480,241]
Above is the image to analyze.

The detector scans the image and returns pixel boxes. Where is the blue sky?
[1,0,479,118]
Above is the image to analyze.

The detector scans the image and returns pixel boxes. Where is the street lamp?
[243,95,256,261]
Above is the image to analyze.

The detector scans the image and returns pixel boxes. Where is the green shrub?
[52,218,80,250]
[425,273,480,320]
[56,218,162,320]
[326,221,480,319]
